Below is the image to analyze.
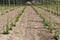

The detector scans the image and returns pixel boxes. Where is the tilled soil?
[0,6,24,33]
[33,6,60,39]
[0,6,55,40]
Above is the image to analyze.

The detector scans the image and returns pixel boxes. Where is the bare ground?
[0,6,55,40]
[33,6,60,39]
[0,6,24,33]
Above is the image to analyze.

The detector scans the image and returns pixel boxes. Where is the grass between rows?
[31,5,59,40]
[3,6,27,35]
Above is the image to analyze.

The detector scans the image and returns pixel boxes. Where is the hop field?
[0,0,60,40]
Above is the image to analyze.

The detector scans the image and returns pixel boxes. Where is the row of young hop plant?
[3,6,26,35]
[1,6,20,15]
[31,5,59,40]
[34,5,60,16]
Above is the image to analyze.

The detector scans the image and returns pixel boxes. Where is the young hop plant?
[3,25,9,34]
[9,22,16,30]
[54,31,59,40]
[43,17,53,33]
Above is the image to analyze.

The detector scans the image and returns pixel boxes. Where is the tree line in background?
[0,0,27,4]
[0,0,60,5]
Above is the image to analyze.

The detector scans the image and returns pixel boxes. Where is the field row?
[0,5,20,15]
[0,5,26,34]
[35,4,60,16]
[0,6,55,40]
[0,5,60,40]
[31,5,60,40]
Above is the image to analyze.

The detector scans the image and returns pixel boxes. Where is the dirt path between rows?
[0,6,55,40]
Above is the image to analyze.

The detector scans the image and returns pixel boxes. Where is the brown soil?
[0,6,55,40]
[33,6,60,39]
